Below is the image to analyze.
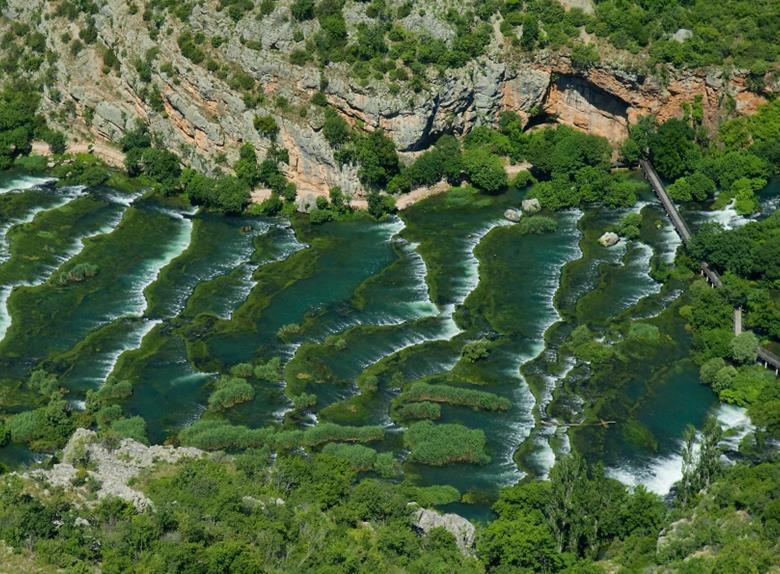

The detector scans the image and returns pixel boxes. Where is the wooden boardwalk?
[640,160,693,243]
[639,159,780,373]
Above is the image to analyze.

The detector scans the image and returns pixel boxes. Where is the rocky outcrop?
[27,428,204,510]
[522,198,542,214]
[598,232,620,247]
[4,0,772,198]
[413,508,476,554]
[504,208,522,222]
[545,74,629,145]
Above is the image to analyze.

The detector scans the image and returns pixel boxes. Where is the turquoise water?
[0,171,771,509]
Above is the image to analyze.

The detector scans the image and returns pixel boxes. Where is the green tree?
[479,515,563,572]
[355,130,399,190]
[254,114,279,139]
[462,147,507,194]
[730,331,758,364]
[650,118,700,181]
[322,108,350,147]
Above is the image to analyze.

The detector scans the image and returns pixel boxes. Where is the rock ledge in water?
[504,208,522,222]
[522,198,541,214]
[413,507,476,554]
[598,232,620,247]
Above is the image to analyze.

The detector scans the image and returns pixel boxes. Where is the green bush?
[207,377,255,411]
[397,382,511,412]
[461,339,491,362]
[517,216,557,235]
[322,108,350,147]
[395,401,441,421]
[403,421,490,465]
[730,332,759,364]
[110,416,149,444]
[462,147,507,194]
[56,262,99,286]
[177,32,206,64]
[254,357,282,381]
[290,0,314,21]
[321,443,377,471]
[253,114,279,139]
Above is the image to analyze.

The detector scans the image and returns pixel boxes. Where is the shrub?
[56,263,99,285]
[700,357,726,386]
[398,382,511,412]
[395,401,441,421]
[291,0,314,21]
[277,323,302,341]
[253,114,279,139]
[254,357,282,381]
[511,170,535,189]
[110,416,148,444]
[208,377,255,411]
[730,332,759,364]
[177,32,205,64]
[462,147,507,194]
[321,443,378,471]
[613,212,642,239]
[516,215,557,235]
[461,339,491,362]
[322,108,350,147]
[230,363,255,378]
[367,192,396,219]
[628,322,661,341]
[403,421,489,465]
[300,423,384,447]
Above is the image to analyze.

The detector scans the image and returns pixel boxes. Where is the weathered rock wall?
[3,0,770,198]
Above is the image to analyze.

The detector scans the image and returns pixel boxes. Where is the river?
[0,170,776,518]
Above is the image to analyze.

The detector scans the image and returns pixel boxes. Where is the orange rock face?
[534,61,769,146]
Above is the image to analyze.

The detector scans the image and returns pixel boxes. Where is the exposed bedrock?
[6,0,771,198]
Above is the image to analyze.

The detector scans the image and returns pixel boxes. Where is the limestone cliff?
[3,0,771,198]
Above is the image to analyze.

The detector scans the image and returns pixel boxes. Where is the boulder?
[522,198,541,214]
[413,508,476,555]
[296,192,318,213]
[672,28,693,43]
[504,208,522,222]
[598,232,620,247]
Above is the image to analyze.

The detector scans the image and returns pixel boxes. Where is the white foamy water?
[506,209,584,477]
[483,209,585,481]
[715,403,755,451]
[624,241,661,306]
[225,222,307,320]
[0,194,132,346]
[158,219,272,319]
[353,317,463,372]
[96,319,163,385]
[387,236,439,323]
[0,186,86,261]
[701,199,750,230]
[121,212,195,319]
[452,219,513,307]
[0,188,90,342]
[608,451,686,495]
[69,399,86,411]
[0,285,13,342]
[609,403,757,494]
[0,175,56,195]
[303,218,439,339]
[658,217,683,264]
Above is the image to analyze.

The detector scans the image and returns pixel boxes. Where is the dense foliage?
[623,100,780,214]
[681,213,780,430]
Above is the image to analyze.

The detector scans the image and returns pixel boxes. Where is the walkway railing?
[639,159,693,243]
[639,159,779,373]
